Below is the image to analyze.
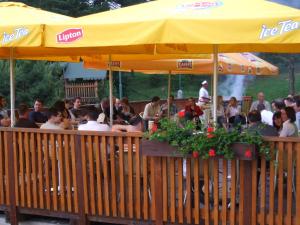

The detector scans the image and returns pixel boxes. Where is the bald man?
[249,92,271,112]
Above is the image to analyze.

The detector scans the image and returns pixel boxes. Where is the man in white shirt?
[40,108,64,130]
[78,110,110,131]
[295,99,300,130]
[198,80,210,106]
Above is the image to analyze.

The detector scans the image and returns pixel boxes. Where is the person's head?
[73,97,81,109]
[46,108,62,124]
[115,98,121,108]
[64,99,73,110]
[101,98,109,109]
[34,99,43,112]
[248,110,262,124]
[284,97,295,107]
[121,97,129,107]
[151,96,160,106]
[271,99,285,112]
[257,92,265,102]
[281,106,296,123]
[168,95,175,104]
[84,110,99,121]
[202,80,208,89]
[18,103,30,118]
[0,96,6,108]
[53,100,66,113]
[229,96,237,107]
[273,111,282,130]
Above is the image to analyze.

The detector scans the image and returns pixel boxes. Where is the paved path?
[0,215,68,225]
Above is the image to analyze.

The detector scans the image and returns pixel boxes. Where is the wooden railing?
[65,81,99,104]
[0,128,299,225]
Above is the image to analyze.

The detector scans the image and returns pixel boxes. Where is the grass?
[111,71,300,102]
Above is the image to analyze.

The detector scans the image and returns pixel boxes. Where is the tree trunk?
[288,57,295,95]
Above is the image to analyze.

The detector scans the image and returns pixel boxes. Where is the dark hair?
[248,110,261,123]
[35,98,43,104]
[283,106,296,122]
[272,111,282,130]
[74,97,81,102]
[53,100,66,112]
[296,99,300,108]
[271,99,285,111]
[151,96,160,102]
[18,103,29,116]
[86,110,99,121]
[121,97,129,106]
[169,95,174,100]
[46,108,59,120]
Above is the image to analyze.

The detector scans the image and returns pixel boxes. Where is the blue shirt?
[29,111,47,123]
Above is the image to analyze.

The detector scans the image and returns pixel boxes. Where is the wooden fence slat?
[170,158,176,223]
[230,160,236,225]
[222,160,228,225]
[109,136,117,217]
[134,137,141,219]
[87,136,96,215]
[278,142,284,225]
[185,158,192,224]
[4,132,10,205]
[50,134,58,211]
[80,136,89,214]
[13,132,19,206]
[19,132,25,207]
[204,160,210,225]
[296,143,300,225]
[286,142,293,225]
[94,136,103,216]
[251,159,257,225]
[162,157,168,222]
[24,132,32,208]
[269,143,275,225]
[70,135,78,213]
[57,134,66,212]
[128,137,134,218]
[30,133,38,208]
[213,159,219,225]
[63,134,72,213]
[118,137,125,217]
[142,156,149,220]
[43,133,51,210]
[193,158,200,224]
[0,132,4,204]
[101,136,110,216]
[178,158,184,223]
[37,133,44,209]
[260,158,266,225]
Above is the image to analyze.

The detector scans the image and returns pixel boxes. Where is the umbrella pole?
[167,71,171,118]
[109,55,113,127]
[213,45,218,123]
[10,48,15,127]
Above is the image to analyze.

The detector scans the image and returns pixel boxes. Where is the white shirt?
[261,110,273,126]
[226,105,241,118]
[280,120,298,137]
[78,121,110,131]
[296,112,300,130]
[40,122,63,130]
[198,87,209,103]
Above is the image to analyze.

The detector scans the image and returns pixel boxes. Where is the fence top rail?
[0,127,143,138]
[263,136,300,143]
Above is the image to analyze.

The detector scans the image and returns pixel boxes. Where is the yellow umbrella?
[84,53,279,76]
[0,2,79,125]
[45,0,300,53]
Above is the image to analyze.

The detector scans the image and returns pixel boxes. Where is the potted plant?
[142,119,272,160]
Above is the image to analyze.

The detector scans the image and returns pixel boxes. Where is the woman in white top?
[279,107,298,137]
[216,96,226,128]
[226,97,242,126]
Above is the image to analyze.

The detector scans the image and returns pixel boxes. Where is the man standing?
[250,92,271,112]
[198,80,210,105]
[15,104,39,128]
[29,99,47,124]
[70,97,82,119]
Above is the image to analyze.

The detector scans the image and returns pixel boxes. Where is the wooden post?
[74,134,88,225]
[154,157,163,225]
[239,160,252,225]
[7,131,19,225]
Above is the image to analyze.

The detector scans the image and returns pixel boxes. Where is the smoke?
[217,75,247,100]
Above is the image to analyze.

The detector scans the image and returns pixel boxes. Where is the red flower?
[209,149,216,157]
[151,124,158,132]
[207,133,214,138]
[207,127,214,133]
[245,149,252,158]
[178,110,185,118]
[192,151,199,158]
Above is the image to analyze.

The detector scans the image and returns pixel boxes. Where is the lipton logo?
[177,60,193,69]
[177,1,223,11]
[56,28,83,43]
[109,61,121,68]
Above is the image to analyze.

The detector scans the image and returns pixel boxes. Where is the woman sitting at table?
[225,96,245,127]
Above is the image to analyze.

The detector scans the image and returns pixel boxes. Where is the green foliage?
[147,119,272,160]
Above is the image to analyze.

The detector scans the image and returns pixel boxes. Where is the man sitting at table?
[29,99,47,124]
[15,103,39,128]
[40,108,64,130]
[78,110,110,131]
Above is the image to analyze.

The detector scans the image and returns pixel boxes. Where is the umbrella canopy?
[84,53,279,75]
[45,0,300,53]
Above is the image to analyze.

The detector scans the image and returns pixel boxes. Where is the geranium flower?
[192,151,199,158]
[178,110,185,118]
[207,133,214,138]
[207,127,214,133]
[245,149,252,158]
[152,124,158,132]
[209,149,216,157]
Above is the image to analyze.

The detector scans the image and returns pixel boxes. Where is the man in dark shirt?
[29,99,47,124]
[15,103,39,128]
[70,97,82,119]
[247,110,278,136]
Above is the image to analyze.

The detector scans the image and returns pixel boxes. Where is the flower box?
[141,139,257,160]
